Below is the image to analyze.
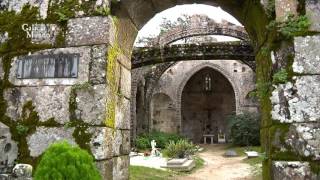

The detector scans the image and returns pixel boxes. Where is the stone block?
[9,46,91,86]
[95,159,113,180]
[115,96,130,130]
[90,45,107,84]
[75,84,106,125]
[293,35,320,74]
[8,0,49,18]
[0,123,18,170]
[12,164,32,179]
[112,155,129,180]
[285,123,320,160]
[66,16,113,46]
[26,127,76,157]
[122,0,157,29]
[275,0,298,21]
[120,65,131,99]
[4,86,71,124]
[89,127,109,160]
[306,0,320,32]
[272,161,319,180]
[271,76,320,122]
[102,128,130,159]
[24,24,60,45]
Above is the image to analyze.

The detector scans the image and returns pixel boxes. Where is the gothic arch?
[175,61,241,132]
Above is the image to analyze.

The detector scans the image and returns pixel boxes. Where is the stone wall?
[0,0,131,179]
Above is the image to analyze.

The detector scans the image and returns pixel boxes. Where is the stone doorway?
[181,67,236,143]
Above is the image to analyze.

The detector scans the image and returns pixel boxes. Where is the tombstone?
[224,150,238,157]
[0,123,18,174]
[162,158,195,171]
[245,151,259,158]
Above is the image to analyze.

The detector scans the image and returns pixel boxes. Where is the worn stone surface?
[12,164,32,179]
[4,86,71,124]
[89,127,108,160]
[0,57,4,80]
[113,155,129,180]
[66,16,113,46]
[8,0,49,19]
[0,32,8,44]
[0,123,18,172]
[271,76,320,123]
[90,45,107,84]
[272,161,319,180]
[286,123,320,160]
[103,128,130,159]
[75,84,106,125]
[293,35,320,74]
[120,66,131,99]
[0,0,8,10]
[27,24,60,45]
[95,159,113,180]
[26,127,76,157]
[306,0,320,32]
[115,97,130,130]
[9,46,91,86]
[275,0,298,21]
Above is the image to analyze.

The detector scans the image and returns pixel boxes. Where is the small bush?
[135,131,185,150]
[163,139,196,158]
[34,141,101,180]
[227,113,261,146]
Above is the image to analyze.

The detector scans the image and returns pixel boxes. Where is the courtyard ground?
[130,144,262,180]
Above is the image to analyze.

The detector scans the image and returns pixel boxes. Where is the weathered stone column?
[260,0,320,179]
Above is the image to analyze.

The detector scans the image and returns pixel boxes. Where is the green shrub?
[34,141,101,180]
[135,131,185,150]
[227,113,261,146]
[163,139,196,158]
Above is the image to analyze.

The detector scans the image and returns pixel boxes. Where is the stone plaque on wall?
[16,54,79,79]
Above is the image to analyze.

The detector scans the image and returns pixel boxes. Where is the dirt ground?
[177,144,257,180]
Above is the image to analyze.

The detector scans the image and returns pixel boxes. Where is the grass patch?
[129,166,178,180]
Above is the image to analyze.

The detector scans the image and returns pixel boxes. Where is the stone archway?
[175,62,241,132]
[2,0,320,179]
[180,67,236,143]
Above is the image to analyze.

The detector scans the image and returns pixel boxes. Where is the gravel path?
[177,144,256,180]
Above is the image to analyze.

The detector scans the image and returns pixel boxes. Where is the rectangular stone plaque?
[16,54,79,79]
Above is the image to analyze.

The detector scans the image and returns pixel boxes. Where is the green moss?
[68,82,95,153]
[267,15,311,39]
[266,0,275,19]
[310,162,320,175]
[262,159,272,180]
[105,17,122,130]
[0,5,52,54]
[272,69,288,84]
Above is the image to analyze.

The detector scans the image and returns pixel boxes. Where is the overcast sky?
[135,4,242,44]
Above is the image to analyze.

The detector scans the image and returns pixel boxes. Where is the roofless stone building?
[0,0,319,179]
